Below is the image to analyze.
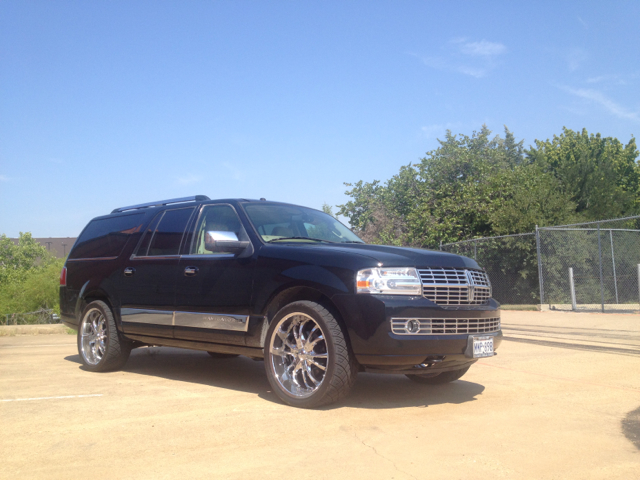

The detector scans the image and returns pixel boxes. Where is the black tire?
[77,300,131,372]
[406,366,470,385]
[264,301,357,408]
[207,351,239,359]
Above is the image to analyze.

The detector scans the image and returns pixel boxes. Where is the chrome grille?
[418,267,491,305]
[391,317,501,335]
[468,270,490,287]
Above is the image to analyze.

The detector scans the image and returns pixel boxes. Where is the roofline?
[111,195,211,213]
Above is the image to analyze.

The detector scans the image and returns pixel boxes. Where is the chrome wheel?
[269,312,328,399]
[80,308,107,366]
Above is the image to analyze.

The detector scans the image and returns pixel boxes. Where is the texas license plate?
[472,336,494,358]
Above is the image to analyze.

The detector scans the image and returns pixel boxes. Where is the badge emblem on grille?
[465,270,476,302]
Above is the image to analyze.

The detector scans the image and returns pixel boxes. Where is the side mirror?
[204,231,250,255]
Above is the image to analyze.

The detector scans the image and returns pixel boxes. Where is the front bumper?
[332,294,502,370]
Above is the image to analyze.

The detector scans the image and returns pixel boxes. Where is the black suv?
[60,195,501,408]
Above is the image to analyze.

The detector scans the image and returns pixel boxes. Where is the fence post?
[535,225,545,305]
[569,267,577,311]
[439,240,442,251]
[597,224,605,313]
[609,230,618,304]
[473,241,477,260]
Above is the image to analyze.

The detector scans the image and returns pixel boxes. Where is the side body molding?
[174,312,249,332]
[120,308,249,332]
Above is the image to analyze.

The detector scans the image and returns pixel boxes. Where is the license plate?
[472,336,494,358]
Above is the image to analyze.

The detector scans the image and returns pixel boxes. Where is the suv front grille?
[418,267,491,305]
[391,317,501,335]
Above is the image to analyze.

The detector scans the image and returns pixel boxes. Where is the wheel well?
[82,294,112,310]
[263,286,350,342]
[79,294,114,322]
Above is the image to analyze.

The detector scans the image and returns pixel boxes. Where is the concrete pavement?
[1,310,639,479]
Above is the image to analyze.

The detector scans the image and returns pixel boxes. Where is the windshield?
[243,203,364,244]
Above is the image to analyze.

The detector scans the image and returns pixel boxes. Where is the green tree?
[0,233,63,318]
[338,126,576,247]
[321,203,335,217]
[486,163,577,235]
[527,128,640,220]
[0,260,64,317]
[0,233,51,284]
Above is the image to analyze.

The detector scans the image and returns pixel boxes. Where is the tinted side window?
[146,208,194,256]
[133,212,163,257]
[70,214,144,259]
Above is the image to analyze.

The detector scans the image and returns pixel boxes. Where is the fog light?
[406,319,421,334]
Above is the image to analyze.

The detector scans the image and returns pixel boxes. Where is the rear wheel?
[78,300,131,372]
[265,301,357,408]
[406,366,470,385]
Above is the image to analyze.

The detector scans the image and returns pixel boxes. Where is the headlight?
[356,267,422,295]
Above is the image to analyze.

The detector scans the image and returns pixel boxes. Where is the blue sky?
[1,1,639,237]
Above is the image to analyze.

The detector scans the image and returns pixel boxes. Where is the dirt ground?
[1,310,639,480]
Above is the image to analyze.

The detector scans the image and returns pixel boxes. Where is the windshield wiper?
[342,240,366,244]
[267,236,334,243]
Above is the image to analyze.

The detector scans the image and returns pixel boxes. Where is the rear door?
[174,203,256,345]
[119,206,196,339]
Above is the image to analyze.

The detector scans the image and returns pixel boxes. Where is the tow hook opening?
[415,355,446,369]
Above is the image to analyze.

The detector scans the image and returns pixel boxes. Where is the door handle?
[184,266,199,276]
[124,267,135,277]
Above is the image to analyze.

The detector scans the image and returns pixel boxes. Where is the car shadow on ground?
[622,405,640,450]
[65,346,485,409]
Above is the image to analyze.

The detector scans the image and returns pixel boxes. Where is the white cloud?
[577,17,588,29]
[176,174,202,186]
[561,86,639,122]
[0,175,9,182]
[586,73,638,85]
[413,38,507,79]
[586,75,616,84]
[455,39,507,57]
[421,122,463,139]
[419,55,488,78]
[456,65,487,78]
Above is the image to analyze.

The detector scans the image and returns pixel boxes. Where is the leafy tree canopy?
[527,127,639,220]
[0,233,53,284]
[0,233,63,316]
[338,126,639,248]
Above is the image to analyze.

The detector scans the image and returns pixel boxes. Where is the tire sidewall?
[264,301,340,408]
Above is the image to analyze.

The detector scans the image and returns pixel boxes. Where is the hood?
[265,242,481,270]
[336,244,481,269]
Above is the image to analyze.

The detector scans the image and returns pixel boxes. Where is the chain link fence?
[1,309,60,325]
[441,215,640,313]
[439,233,539,305]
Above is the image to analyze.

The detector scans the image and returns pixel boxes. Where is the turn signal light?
[60,267,67,286]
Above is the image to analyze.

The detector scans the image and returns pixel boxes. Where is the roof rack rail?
[111,195,210,214]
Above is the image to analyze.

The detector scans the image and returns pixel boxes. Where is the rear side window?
[70,214,144,259]
[136,207,195,257]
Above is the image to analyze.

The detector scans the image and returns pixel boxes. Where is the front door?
[174,204,255,345]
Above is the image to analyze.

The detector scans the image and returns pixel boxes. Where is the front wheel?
[406,366,470,385]
[265,301,357,408]
[78,300,131,372]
